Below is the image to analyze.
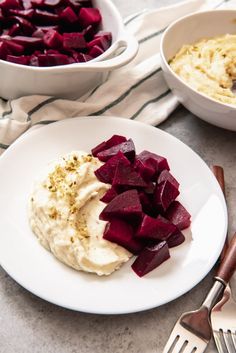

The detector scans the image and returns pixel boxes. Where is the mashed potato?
[29,151,131,276]
[170,34,236,105]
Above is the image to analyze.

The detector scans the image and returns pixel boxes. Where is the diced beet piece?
[112,161,147,189]
[138,192,154,216]
[94,31,112,44]
[99,189,142,222]
[135,151,170,181]
[43,29,62,49]
[60,6,77,23]
[95,151,130,184]
[100,187,118,204]
[37,53,70,66]
[167,228,185,248]
[6,54,29,64]
[12,36,43,50]
[6,23,21,36]
[154,180,179,211]
[72,52,92,62]
[87,36,110,51]
[82,24,94,40]
[96,139,135,162]
[12,16,36,35]
[165,201,191,230]
[5,40,24,54]
[88,44,104,58]
[136,214,176,240]
[63,32,87,49]
[44,0,62,7]
[158,169,179,189]
[0,41,9,59]
[9,9,34,19]
[34,9,59,25]
[103,219,143,254]
[92,135,127,157]
[131,241,170,277]
[0,0,20,9]
[77,7,101,28]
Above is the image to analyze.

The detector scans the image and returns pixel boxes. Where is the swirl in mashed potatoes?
[29,151,131,276]
[170,34,236,105]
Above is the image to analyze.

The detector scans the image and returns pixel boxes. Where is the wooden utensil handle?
[212,165,228,261]
[216,232,236,284]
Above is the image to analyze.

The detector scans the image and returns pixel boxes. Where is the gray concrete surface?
[0,1,236,352]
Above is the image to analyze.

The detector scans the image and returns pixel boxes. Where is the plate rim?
[0,116,228,314]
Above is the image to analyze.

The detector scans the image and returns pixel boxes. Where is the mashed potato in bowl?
[170,34,236,105]
[29,151,131,276]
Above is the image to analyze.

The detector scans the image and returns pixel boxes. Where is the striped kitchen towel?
[0,0,235,154]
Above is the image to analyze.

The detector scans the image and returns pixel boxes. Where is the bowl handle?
[78,33,139,71]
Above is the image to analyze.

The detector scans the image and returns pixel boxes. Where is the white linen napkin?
[0,0,235,155]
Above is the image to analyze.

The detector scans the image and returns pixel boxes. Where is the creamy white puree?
[29,151,131,276]
[170,34,236,105]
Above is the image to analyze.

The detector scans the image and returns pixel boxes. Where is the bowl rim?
[160,9,236,111]
[0,0,125,72]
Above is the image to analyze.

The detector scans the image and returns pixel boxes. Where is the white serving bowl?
[0,0,138,100]
[160,10,236,131]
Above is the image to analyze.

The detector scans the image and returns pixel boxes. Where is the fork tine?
[213,331,227,353]
[170,337,188,353]
[231,332,236,350]
[223,331,236,353]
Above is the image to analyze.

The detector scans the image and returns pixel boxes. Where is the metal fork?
[210,166,236,353]
[211,284,236,353]
[163,233,236,353]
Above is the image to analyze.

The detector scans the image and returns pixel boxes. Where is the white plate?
[0,117,227,314]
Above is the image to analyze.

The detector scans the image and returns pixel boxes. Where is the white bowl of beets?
[0,0,138,99]
[91,135,191,277]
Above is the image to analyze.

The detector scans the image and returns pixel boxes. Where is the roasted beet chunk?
[131,241,170,277]
[96,139,135,162]
[77,7,101,28]
[91,135,127,157]
[94,151,130,184]
[165,201,191,230]
[103,219,143,254]
[166,228,185,248]
[157,169,179,189]
[100,187,118,203]
[112,161,147,189]
[134,150,170,181]
[99,189,142,222]
[135,214,176,240]
[153,180,179,211]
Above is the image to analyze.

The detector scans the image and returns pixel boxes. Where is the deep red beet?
[99,189,142,222]
[88,44,103,58]
[0,41,9,59]
[77,7,101,28]
[43,29,62,49]
[134,150,170,182]
[157,169,179,189]
[95,151,130,184]
[138,192,154,216]
[136,214,176,240]
[59,6,77,23]
[96,139,136,162]
[131,241,170,277]
[92,135,127,157]
[154,180,179,211]
[37,53,70,66]
[6,54,29,64]
[63,32,87,49]
[87,36,110,51]
[0,0,20,9]
[112,161,147,189]
[165,201,191,230]
[100,187,118,204]
[103,219,144,254]
[12,36,43,51]
[167,228,185,248]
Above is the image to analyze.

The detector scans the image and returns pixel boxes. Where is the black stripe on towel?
[27,97,58,121]
[88,67,162,116]
[0,142,9,149]
[131,89,171,120]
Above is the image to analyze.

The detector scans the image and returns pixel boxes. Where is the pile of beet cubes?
[92,135,191,277]
[0,0,112,66]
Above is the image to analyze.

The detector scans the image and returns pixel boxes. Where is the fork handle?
[215,232,236,285]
